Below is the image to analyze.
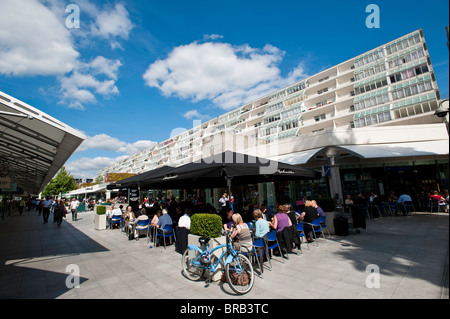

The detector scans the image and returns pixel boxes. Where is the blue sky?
[0,0,448,179]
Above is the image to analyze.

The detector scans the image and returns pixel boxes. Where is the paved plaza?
[0,208,448,300]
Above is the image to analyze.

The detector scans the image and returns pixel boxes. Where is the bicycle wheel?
[182,248,204,281]
[225,253,254,294]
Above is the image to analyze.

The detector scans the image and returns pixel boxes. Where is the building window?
[354,77,388,95]
[314,114,326,122]
[389,63,429,84]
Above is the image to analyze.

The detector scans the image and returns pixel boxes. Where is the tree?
[42,167,78,197]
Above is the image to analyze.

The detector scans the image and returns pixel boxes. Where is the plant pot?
[94,212,107,230]
[188,234,227,282]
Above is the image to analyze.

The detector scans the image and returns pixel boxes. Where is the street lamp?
[435,98,449,134]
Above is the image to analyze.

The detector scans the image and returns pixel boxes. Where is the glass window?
[399,108,408,118]
[418,82,425,92]
[404,87,412,96]
[392,91,399,100]
[414,104,423,114]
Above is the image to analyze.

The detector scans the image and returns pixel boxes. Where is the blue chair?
[134,219,150,242]
[304,219,326,246]
[156,224,176,249]
[319,216,330,237]
[110,215,123,230]
[266,230,286,262]
[388,202,399,216]
[401,201,416,215]
[242,237,270,278]
[296,223,309,251]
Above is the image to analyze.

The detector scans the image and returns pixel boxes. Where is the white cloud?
[89,3,134,49]
[66,155,129,179]
[76,134,157,155]
[0,0,133,110]
[143,41,308,110]
[183,110,209,120]
[203,34,224,41]
[0,0,79,76]
[58,56,122,109]
[70,134,157,178]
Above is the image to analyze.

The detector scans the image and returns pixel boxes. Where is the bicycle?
[181,229,254,295]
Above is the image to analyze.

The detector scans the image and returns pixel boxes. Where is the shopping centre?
[95,29,448,211]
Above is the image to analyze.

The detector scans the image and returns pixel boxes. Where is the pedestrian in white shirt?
[178,208,192,230]
[70,198,80,221]
[42,196,53,223]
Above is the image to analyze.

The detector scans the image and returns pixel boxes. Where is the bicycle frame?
[187,234,241,273]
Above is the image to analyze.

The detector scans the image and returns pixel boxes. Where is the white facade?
[97,29,445,181]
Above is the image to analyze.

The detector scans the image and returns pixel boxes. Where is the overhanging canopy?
[0,91,85,195]
[274,140,449,165]
[341,140,449,159]
[138,151,316,190]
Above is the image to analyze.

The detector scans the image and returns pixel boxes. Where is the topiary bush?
[96,205,106,215]
[316,197,336,212]
[190,213,223,239]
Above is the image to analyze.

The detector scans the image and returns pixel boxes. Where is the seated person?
[133,209,149,238]
[230,213,252,252]
[253,209,269,239]
[397,193,412,204]
[155,209,174,246]
[299,200,319,243]
[110,205,123,228]
[269,205,292,232]
[222,208,234,232]
[157,209,173,230]
[312,200,325,217]
[124,206,136,230]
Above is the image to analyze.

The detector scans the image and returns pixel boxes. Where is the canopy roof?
[120,151,317,190]
[0,91,85,195]
[274,140,449,165]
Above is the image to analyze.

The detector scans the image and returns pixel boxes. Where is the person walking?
[18,198,25,216]
[42,196,53,223]
[70,198,79,221]
[54,200,67,227]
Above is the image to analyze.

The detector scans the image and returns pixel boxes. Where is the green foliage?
[96,205,106,215]
[42,167,78,197]
[316,197,337,212]
[190,213,223,239]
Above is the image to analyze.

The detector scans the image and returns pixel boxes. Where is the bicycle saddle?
[198,237,210,245]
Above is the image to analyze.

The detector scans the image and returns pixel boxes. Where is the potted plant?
[94,204,107,230]
[188,213,225,281]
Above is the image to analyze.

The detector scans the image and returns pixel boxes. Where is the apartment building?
[98,29,448,209]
